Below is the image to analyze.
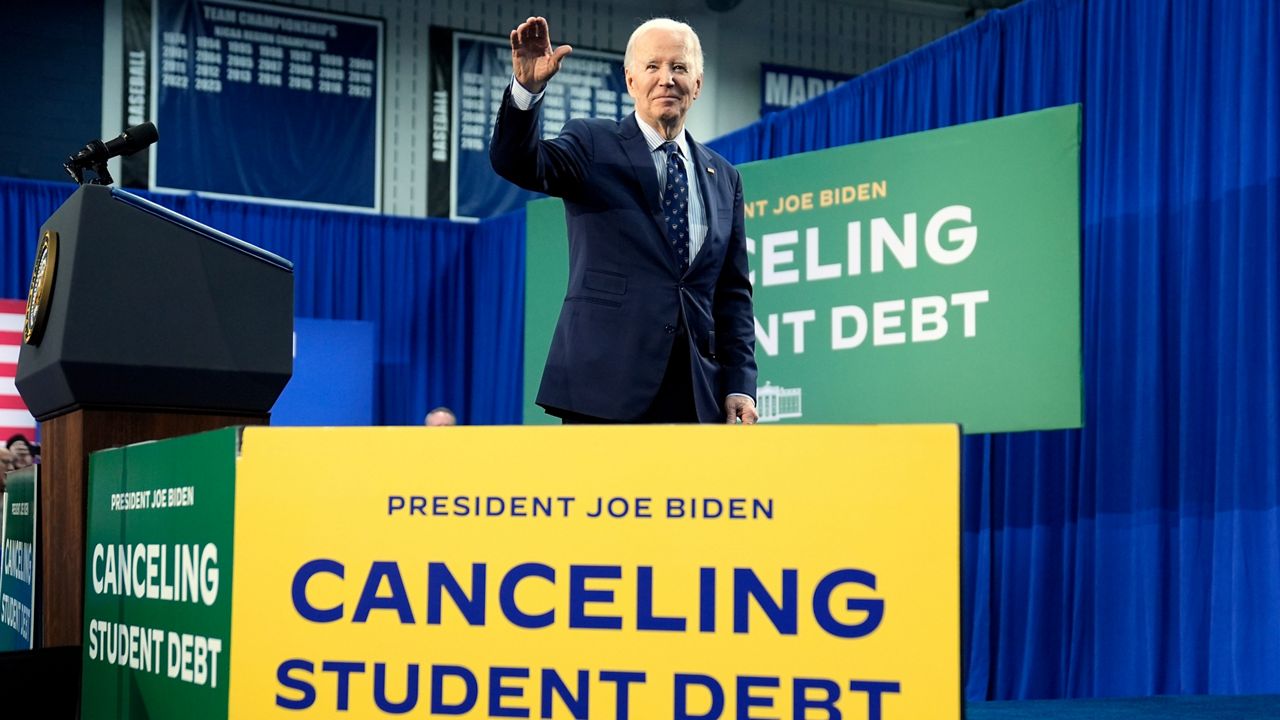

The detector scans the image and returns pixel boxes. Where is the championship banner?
[124,0,384,209]
[760,64,854,117]
[1,466,37,651]
[81,425,961,719]
[428,28,632,219]
[524,105,1083,433]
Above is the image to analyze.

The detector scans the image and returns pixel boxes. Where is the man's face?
[625,28,702,130]
[0,448,14,475]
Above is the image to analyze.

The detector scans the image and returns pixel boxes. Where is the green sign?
[524,106,1082,433]
[80,428,239,720]
[0,466,37,651]
[523,199,571,426]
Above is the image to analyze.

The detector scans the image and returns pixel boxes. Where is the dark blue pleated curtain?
[0,177,526,426]
[3,0,1278,702]
[712,0,1280,702]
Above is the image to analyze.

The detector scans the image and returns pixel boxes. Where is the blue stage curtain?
[714,0,1280,702]
[0,177,75,299]
[468,209,527,424]
[0,177,525,426]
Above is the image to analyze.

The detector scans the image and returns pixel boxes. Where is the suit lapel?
[620,115,670,232]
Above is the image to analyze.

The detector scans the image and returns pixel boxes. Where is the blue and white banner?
[149,0,383,210]
[441,31,630,220]
[760,63,853,117]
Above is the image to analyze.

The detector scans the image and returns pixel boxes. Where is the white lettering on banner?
[109,485,195,511]
[762,231,799,286]
[763,302,992,349]
[90,543,219,606]
[871,215,917,273]
[1,594,32,641]
[3,539,34,584]
[873,300,907,346]
[86,619,224,689]
[950,291,990,336]
[782,310,817,354]
[764,71,844,109]
[806,227,841,281]
[432,90,450,162]
[824,292,991,353]
[748,205,978,288]
[912,295,950,342]
[127,50,147,126]
[747,203,987,356]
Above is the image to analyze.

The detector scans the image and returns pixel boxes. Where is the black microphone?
[67,122,159,168]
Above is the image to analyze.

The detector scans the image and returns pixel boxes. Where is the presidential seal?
[24,229,59,345]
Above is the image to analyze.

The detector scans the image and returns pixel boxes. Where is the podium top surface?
[109,188,293,271]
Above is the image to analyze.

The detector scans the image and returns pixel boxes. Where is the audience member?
[6,435,36,469]
[425,407,458,426]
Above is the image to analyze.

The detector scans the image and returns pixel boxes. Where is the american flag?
[0,299,37,441]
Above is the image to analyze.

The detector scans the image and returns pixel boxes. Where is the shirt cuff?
[509,76,545,110]
[726,393,754,403]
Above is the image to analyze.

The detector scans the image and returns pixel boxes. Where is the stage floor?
[967,694,1280,719]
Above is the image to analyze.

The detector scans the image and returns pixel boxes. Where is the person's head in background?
[0,446,15,475]
[425,407,458,427]
[5,435,34,468]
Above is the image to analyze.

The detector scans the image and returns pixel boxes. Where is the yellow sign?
[228,425,959,719]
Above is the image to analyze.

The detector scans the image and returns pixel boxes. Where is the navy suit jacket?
[490,89,757,422]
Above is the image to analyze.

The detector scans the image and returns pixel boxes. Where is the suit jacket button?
[664,324,676,334]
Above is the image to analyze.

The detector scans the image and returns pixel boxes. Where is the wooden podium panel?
[38,408,267,647]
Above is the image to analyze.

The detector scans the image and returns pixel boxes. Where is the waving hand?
[510,16,573,93]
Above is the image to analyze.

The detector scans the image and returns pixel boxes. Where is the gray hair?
[623,18,704,78]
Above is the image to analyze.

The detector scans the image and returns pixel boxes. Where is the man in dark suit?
[491,16,758,424]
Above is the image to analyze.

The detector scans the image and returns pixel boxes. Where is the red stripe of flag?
[0,429,35,443]
[0,331,22,347]
[0,299,26,314]
[0,363,15,377]
[0,397,30,412]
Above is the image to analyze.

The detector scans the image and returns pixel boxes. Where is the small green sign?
[80,428,239,720]
[0,466,37,651]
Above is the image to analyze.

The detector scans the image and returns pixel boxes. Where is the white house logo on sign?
[757,381,803,422]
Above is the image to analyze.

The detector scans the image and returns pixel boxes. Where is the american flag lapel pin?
[707,167,716,175]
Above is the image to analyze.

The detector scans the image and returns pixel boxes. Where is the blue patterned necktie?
[660,141,690,273]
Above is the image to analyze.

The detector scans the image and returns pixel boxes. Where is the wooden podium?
[15,185,293,648]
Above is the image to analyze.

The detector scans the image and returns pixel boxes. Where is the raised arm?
[491,16,591,197]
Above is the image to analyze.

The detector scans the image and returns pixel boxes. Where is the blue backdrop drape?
[709,0,1280,702]
[0,177,526,426]
[3,0,1278,702]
